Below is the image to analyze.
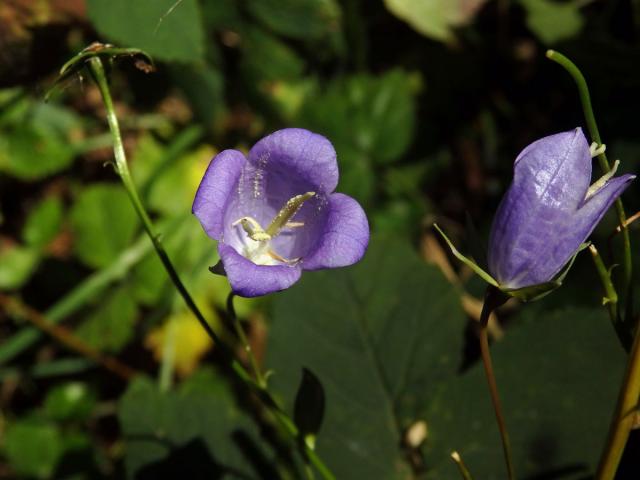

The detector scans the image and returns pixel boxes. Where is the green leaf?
[70,183,138,269]
[87,0,205,63]
[424,307,625,478]
[267,236,467,478]
[118,370,272,478]
[3,419,64,479]
[300,70,417,166]
[245,0,341,41]
[384,0,488,42]
[22,196,64,249]
[240,27,306,84]
[0,245,40,290]
[44,382,96,422]
[77,287,137,353]
[519,0,584,45]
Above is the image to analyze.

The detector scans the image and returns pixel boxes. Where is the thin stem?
[450,451,474,480]
[0,294,137,381]
[589,245,618,323]
[86,55,336,480]
[227,293,266,389]
[596,326,640,479]
[479,287,515,480]
[545,50,632,312]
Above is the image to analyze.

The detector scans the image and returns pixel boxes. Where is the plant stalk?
[479,287,514,480]
[86,55,335,480]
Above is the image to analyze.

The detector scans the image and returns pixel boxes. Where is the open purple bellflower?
[193,128,369,297]
[437,128,634,300]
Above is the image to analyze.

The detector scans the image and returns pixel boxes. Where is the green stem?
[227,293,267,389]
[589,244,618,323]
[450,451,474,480]
[596,326,640,479]
[479,287,515,480]
[86,55,336,480]
[545,50,632,313]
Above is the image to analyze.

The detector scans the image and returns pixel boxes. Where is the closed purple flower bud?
[488,128,634,290]
[193,128,369,297]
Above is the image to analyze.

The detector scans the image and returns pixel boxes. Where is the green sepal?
[433,224,499,287]
[500,242,589,302]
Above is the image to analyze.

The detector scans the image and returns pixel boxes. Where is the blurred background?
[1,0,640,478]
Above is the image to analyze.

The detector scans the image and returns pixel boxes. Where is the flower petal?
[193,150,246,240]
[489,172,634,289]
[219,243,302,297]
[248,128,339,193]
[513,128,592,210]
[302,193,369,270]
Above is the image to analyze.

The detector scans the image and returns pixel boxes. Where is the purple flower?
[488,128,634,290]
[192,128,369,297]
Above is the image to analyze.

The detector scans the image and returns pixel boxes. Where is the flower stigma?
[232,191,316,266]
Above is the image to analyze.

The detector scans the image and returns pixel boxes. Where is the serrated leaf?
[118,370,273,478]
[384,0,487,42]
[22,196,64,249]
[267,236,468,478]
[0,245,40,289]
[245,0,341,41]
[70,183,138,269]
[77,287,137,353]
[424,307,625,478]
[87,0,205,63]
[519,0,584,45]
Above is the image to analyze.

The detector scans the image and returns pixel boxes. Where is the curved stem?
[596,327,640,480]
[86,56,335,480]
[546,50,631,316]
[227,293,266,389]
[479,287,515,480]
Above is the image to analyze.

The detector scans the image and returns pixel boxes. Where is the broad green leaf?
[87,0,205,63]
[0,245,40,289]
[519,0,584,45]
[77,287,137,353]
[300,70,417,165]
[3,419,64,479]
[267,236,467,478]
[70,183,138,269]
[118,370,273,478]
[245,0,341,41]
[425,307,625,478]
[22,196,64,249]
[384,0,488,42]
[240,27,305,84]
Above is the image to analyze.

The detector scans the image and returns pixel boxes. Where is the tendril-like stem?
[545,50,631,316]
[479,287,514,480]
[86,55,336,480]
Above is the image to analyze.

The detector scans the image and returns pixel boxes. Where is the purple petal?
[488,129,594,287]
[193,150,246,240]
[218,243,302,297]
[302,193,369,270]
[248,128,339,194]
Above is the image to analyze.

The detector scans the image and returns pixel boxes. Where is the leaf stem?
[479,287,514,480]
[545,49,632,313]
[450,451,474,480]
[86,54,336,480]
[227,293,266,389]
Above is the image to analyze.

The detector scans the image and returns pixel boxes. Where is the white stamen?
[586,159,619,200]
[590,142,606,158]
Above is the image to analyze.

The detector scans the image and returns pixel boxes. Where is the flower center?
[232,191,315,266]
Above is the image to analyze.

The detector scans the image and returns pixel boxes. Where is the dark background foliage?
[0,0,639,478]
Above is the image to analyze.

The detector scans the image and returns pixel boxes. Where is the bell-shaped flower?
[436,128,634,300]
[193,128,369,297]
